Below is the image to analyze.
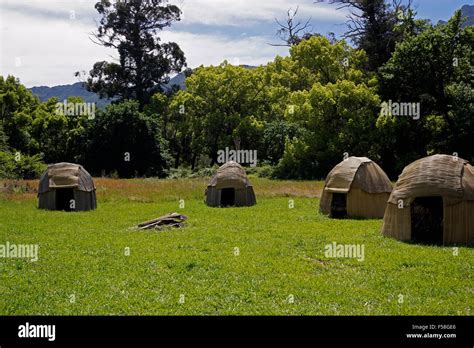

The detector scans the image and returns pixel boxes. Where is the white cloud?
[163,30,289,68]
[0,8,115,87]
[172,0,347,26]
[1,0,347,27]
[0,0,339,87]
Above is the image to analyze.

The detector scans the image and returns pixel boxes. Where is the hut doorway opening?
[331,193,347,219]
[56,188,74,211]
[411,196,443,245]
[221,188,235,207]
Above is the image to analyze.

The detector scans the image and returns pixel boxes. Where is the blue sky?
[0,0,470,87]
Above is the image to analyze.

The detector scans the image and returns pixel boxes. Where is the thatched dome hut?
[205,161,256,207]
[38,163,97,211]
[382,154,474,245]
[320,157,392,218]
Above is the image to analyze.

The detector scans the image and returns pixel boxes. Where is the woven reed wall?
[347,188,390,219]
[444,201,474,244]
[381,203,411,241]
[319,191,332,215]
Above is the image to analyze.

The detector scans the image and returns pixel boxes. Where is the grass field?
[0,177,472,315]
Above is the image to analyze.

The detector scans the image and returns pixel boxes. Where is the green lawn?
[0,178,472,315]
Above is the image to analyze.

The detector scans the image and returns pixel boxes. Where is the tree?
[288,35,371,85]
[318,0,420,70]
[86,0,186,109]
[31,96,91,164]
[377,11,474,169]
[271,6,313,47]
[0,75,75,163]
[263,35,374,97]
[379,11,472,118]
[265,36,380,178]
[262,120,304,165]
[0,77,48,179]
[276,79,381,178]
[0,75,41,154]
[0,122,8,152]
[84,100,171,178]
[168,63,266,166]
[165,90,207,169]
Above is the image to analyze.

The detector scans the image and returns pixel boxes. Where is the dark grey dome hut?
[38,163,97,211]
[205,161,256,207]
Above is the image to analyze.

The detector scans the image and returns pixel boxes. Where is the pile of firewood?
[136,212,188,230]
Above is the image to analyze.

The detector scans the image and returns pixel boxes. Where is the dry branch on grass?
[135,212,188,231]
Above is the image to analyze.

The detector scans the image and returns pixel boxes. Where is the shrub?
[166,166,218,179]
[0,151,46,179]
[245,165,275,178]
[190,167,217,178]
[272,138,319,180]
[166,167,193,179]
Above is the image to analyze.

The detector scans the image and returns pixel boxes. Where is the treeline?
[0,3,472,180]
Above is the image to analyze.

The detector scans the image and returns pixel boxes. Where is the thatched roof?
[323,157,392,194]
[388,154,474,206]
[38,163,95,194]
[207,161,253,189]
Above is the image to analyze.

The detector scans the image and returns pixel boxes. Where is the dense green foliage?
[0,123,8,152]
[164,36,381,178]
[0,152,46,180]
[159,15,471,179]
[377,12,474,176]
[0,75,41,154]
[167,63,268,167]
[83,100,171,178]
[0,77,50,178]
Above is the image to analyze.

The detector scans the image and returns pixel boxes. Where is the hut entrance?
[411,197,443,245]
[331,193,347,218]
[56,188,74,211]
[221,188,235,207]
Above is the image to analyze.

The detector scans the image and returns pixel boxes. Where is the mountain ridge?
[29,73,186,108]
